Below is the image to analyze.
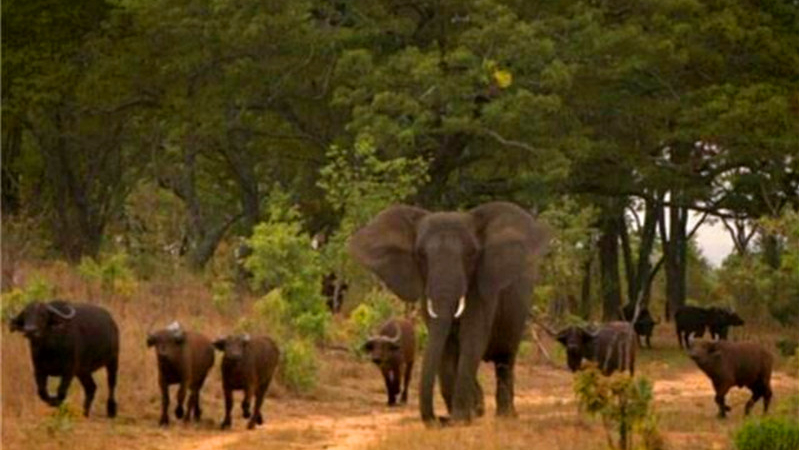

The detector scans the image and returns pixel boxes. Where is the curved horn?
[386,322,402,343]
[426,299,439,319]
[47,303,76,320]
[454,296,466,318]
[242,333,251,342]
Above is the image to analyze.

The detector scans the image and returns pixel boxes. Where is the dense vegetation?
[3,0,798,328]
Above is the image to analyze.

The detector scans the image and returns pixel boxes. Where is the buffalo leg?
[676,329,684,349]
[175,383,186,419]
[35,371,54,405]
[645,334,652,349]
[763,384,772,413]
[54,374,74,407]
[381,368,395,406]
[400,361,413,404]
[221,388,233,429]
[715,387,731,418]
[248,384,268,429]
[390,368,401,406]
[106,358,118,418]
[77,373,97,417]
[159,380,170,426]
[495,359,517,418]
[242,386,253,418]
[744,387,763,416]
[186,390,199,422]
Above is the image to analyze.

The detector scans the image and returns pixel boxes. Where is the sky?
[692,214,734,267]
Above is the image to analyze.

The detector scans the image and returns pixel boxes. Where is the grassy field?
[2,262,798,450]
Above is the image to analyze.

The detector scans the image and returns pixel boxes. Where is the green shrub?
[77,252,137,298]
[244,189,329,342]
[574,366,659,450]
[346,289,400,350]
[279,338,319,393]
[0,274,56,320]
[734,417,799,450]
[211,279,235,312]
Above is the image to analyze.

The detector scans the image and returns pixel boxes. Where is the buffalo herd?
[8,294,773,429]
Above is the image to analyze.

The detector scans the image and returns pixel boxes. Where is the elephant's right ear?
[349,205,429,302]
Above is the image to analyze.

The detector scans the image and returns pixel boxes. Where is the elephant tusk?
[426,299,439,319]
[454,296,466,318]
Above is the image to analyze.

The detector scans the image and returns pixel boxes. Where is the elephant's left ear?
[470,202,550,300]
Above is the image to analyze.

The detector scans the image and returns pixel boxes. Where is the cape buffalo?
[707,307,744,340]
[675,305,710,349]
[621,303,658,348]
[676,305,745,348]
[213,334,280,430]
[556,321,636,376]
[10,300,119,417]
[363,318,416,406]
[688,340,772,418]
[147,322,214,426]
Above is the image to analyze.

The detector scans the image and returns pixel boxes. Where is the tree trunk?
[579,256,593,320]
[599,210,622,321]
[659,200,688,321]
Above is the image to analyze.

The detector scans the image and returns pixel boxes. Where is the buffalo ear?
[362,339,376,353]
[470,202,549,300]
[146,334,156,347]
[9,312,25,332]
[212,337,227,351]
[349,205,429,302]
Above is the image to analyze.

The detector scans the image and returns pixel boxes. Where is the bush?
[574,366,660,450]
[279,338,319,393]
[734,417,799,450]
[0,274,56,320]
[211,279,235,312]
[346,289,401,351]
[244,189,329,342]
[77,252,138,299]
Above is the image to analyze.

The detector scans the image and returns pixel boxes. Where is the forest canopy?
[2,0,798,323]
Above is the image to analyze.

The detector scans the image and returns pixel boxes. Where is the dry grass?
[2,262,798,450]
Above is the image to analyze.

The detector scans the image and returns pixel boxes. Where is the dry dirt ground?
[3,327,798,450]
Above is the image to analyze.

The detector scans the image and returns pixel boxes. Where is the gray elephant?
[349,202,549,425]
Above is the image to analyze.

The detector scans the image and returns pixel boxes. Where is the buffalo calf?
[688,340,772,418]
[147,322,214,426]
[10,300,119,417]
[213,334,280,430]
[556,321,637,376]
[363,318,415,406]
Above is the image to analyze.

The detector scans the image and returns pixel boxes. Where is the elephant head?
[349,201,548,423]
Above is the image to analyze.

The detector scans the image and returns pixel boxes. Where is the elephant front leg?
[495,359,517,417]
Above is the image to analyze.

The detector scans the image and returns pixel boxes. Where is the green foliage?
[734,417,799,450]
[245,189,328,342]
[77,252,138,299]
[45,403,78,436]
[317,134,429,284]
[0,274,56,320]
[211,280,235,313]
[574,367,659,450]
[534,197,599,317]
[346,289,401,351]
[279,338,319,394]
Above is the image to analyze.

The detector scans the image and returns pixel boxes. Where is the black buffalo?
[621,304,658,348]
[556,321,636,376]
[10,300,119,417]
[675,305,745,348]
[707,307,744,340]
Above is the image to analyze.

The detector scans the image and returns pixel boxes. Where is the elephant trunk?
[420,318,451,424]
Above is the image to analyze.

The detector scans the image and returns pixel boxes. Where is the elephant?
[349,202,549,425]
